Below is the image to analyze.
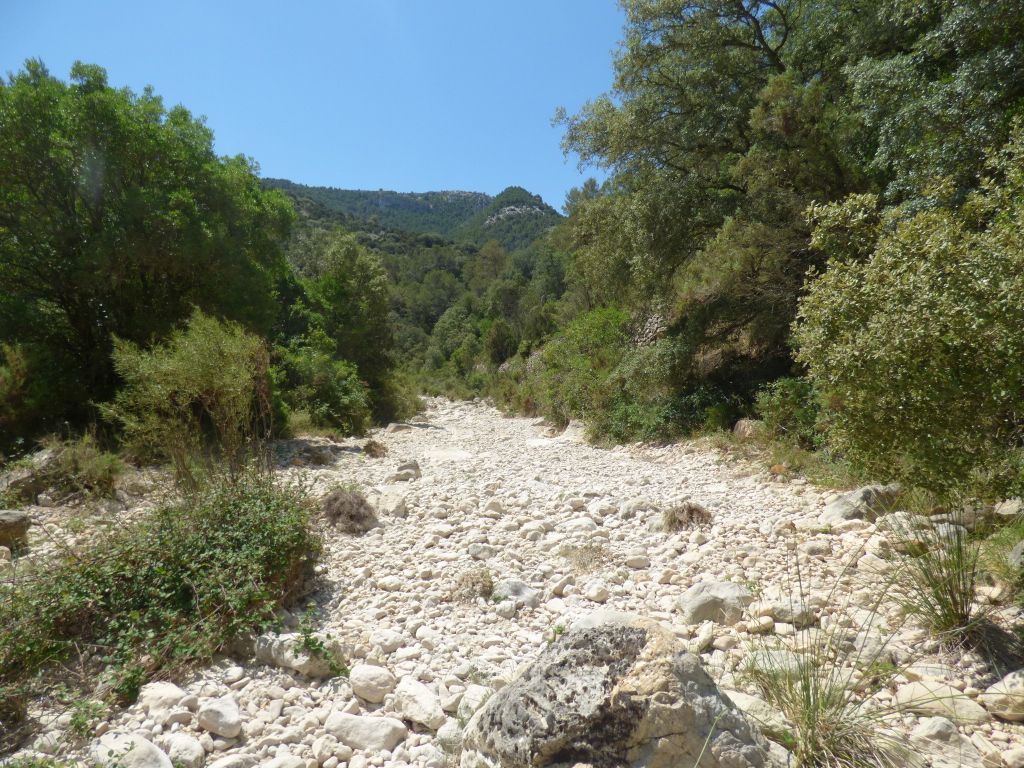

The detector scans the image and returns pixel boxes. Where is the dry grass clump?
[558,542,611,575]
[321,489,378,533]
[662,501,713,531]
[450,567,494,602]
[363,439,387,458]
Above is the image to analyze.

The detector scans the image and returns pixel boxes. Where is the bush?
[661,501,713,531]
[795,129,1024,495]
[534,307,630,425]
[0,472,318,735]
[103,311,273,485]
[38,434,124,501]
[483,319,518,365]
[883,502,988,645]
[320,489,378,533]
[284,341,371,434]
[589,338,686,442]
[979,518,1024,600]
[755,377,822,450]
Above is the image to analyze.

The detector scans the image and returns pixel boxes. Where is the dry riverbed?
[9,397,1024,768]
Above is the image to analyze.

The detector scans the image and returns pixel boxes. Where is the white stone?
[164,733,205,768]
[323,712,407,751]
[197,696,243,738]
[980,669,1024,721]
[91,733,172,768]
[394,677,446,729]
[138,682,189,724]
[349,663,397,703]
[896,682,989,724]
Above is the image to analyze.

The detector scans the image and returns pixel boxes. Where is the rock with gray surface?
[676,580,754,625]
[460,618,781,768]
[0,510,30,553]
[820,483,901,525]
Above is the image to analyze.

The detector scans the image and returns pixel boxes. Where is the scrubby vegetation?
[0,471,319,745]
[0,61,414,460]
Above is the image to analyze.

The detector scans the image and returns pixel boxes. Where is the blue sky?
[2,1,624,209]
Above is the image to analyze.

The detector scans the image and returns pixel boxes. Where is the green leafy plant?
[298,607,348,678]
[547,624,566,645]
[0,470,319,736]
[67,698,106,740]
[103,310,273,487]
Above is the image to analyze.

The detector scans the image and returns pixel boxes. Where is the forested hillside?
[264,178,561,251]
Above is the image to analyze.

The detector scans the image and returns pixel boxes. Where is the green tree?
[0,60,293,432]
[794,125,1024,494]
[298,231,394,416]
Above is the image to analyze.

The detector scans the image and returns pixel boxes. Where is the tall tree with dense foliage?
[539,0,1024,441]
[795,125,1024,496]
[0,60,293,435]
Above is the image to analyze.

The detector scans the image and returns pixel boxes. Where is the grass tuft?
[661,501,712,531]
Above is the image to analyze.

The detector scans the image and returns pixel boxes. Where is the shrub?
[534,307,630,425]
[483,319,519,365]
[755,377,822,450]
[320,489,378,533]
[451,567,495,602]
[284,340,371,434]
[363,439,387,458]
[744,561,909,768]
[795,128,1024,495]
[38,434,124,501]
[979,517,1024,600]
[0,472,318,743]
[882,503,988,645]
[661,501,713,531]
[590,338,686,442]
[103,310,272,485]
[746,645,908,768]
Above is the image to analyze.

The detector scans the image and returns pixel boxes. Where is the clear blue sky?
[2,1,624,209]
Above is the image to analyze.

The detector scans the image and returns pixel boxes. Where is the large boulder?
[163,733,205,768]
[324,712,407,751]
[460,617,781,768]
[980,669,1024,721]
[197,695,242,738]
[896,682,989,724]
[138,681,189,725]
[676,581,754,625]
[0,449,57,502]
[0,510,30,553]
[349,663,397,703]
[733,419,766,440]
[820,484,901,525]
[394,677,445,729]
